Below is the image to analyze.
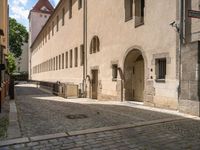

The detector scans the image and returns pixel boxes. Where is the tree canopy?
[9,18,28,58]
[7,53,16,75]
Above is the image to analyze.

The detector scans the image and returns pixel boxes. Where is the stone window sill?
[155,79,165,83]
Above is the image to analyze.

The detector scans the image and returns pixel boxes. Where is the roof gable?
[31,0,54,14]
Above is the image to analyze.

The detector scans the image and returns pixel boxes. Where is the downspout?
[83,0,88,97]
[178,0,184,100]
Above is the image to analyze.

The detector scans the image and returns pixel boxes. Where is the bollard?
[9,77,15,100]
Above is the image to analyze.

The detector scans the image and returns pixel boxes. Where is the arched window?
[90,36,100,54]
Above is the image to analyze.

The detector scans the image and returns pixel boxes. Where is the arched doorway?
[124,49,145,101]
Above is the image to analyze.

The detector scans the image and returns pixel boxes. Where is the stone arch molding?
[121,45,148,79]
[120,45,149,102]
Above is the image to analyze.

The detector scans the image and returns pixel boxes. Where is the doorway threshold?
[125,101,144,106]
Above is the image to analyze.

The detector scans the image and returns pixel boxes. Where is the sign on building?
[188,10,200,19]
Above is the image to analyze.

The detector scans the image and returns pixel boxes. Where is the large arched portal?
[124,49,145,101]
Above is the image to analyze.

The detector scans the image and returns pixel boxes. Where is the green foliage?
[7,53,16,74]
[9,18,28,58]
[0,117,9,139]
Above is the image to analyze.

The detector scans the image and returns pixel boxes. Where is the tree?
[7,53,16,75]
[9,18,28,58]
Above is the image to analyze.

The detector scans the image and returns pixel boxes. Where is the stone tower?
[28,0,54,46]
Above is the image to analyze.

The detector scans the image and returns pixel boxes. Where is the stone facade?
[179,0,200,116]
[29,0,200,116]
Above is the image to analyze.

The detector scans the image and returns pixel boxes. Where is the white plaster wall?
[29,12,51,46]
[86,0,179,107]
[31,0,83,86]
[30,0,185,109]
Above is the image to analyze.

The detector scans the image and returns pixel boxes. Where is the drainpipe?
[83,0,88,97]
[178,0,184,100]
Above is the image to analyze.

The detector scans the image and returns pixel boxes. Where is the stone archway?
[124,49,145,101]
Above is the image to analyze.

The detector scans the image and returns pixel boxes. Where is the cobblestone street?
[0,83,200,149]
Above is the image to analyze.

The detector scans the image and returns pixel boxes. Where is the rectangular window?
[62,53,64,69]
[43,34,44,45]
[51,58,53,71]
[53,57,55,70]
[45,30,47,43]
[52,21,54,36]
[135,0,145,27]
[59,55,61,69]
[74,47,78,67]
[49,59,51,71]
[80,44,84,66]
[62,8,65,26]
[124,0,133,22]
[69,0,72,19]
[66,52,68,68]
[70,49,73,68]
[56,15,59,32]
[78,0,82,9]
[56,56,58,70]
[112,64,118,81]
[48,26,51,40]
[46,61,49,71]
[156,58,166,82]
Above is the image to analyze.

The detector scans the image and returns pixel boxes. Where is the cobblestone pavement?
[1,83,200,149]
[15,84,179,137]
[1,119,200,150]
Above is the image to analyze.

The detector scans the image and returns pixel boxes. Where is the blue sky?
[9,0,60,30]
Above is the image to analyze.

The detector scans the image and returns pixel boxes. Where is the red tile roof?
[31,0,54,14]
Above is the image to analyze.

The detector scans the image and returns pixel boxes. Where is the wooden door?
[91,70,98,99]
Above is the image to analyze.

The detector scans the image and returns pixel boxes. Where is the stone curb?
[0,138,29,147]
[30,133,67,142]
[38,87,53,95]
[7,100,21,139]
[68,117,185,136]
[0,117,186,147]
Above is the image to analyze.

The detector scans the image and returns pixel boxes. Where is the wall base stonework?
[179,100,200,116]
[153,96,178,110]
[144,80,155,106]
[98,93,120,101]
[180,41,200,116]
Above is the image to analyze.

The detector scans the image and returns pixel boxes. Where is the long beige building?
[29,0,200,116]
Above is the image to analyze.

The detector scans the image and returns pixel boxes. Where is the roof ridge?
[31,0,54,14]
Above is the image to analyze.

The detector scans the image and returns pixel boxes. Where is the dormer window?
[40,6,49,12]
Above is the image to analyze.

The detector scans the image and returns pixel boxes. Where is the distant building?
[29,0,200,116]
[16,43,29,73]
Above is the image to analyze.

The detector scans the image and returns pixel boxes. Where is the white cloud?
[10,0,29,20]
[10,5,29,20]
[13,0,28,6]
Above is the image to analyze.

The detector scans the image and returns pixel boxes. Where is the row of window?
[32,45,84,74]
[35,0,144,53]
[35,0,83,52]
